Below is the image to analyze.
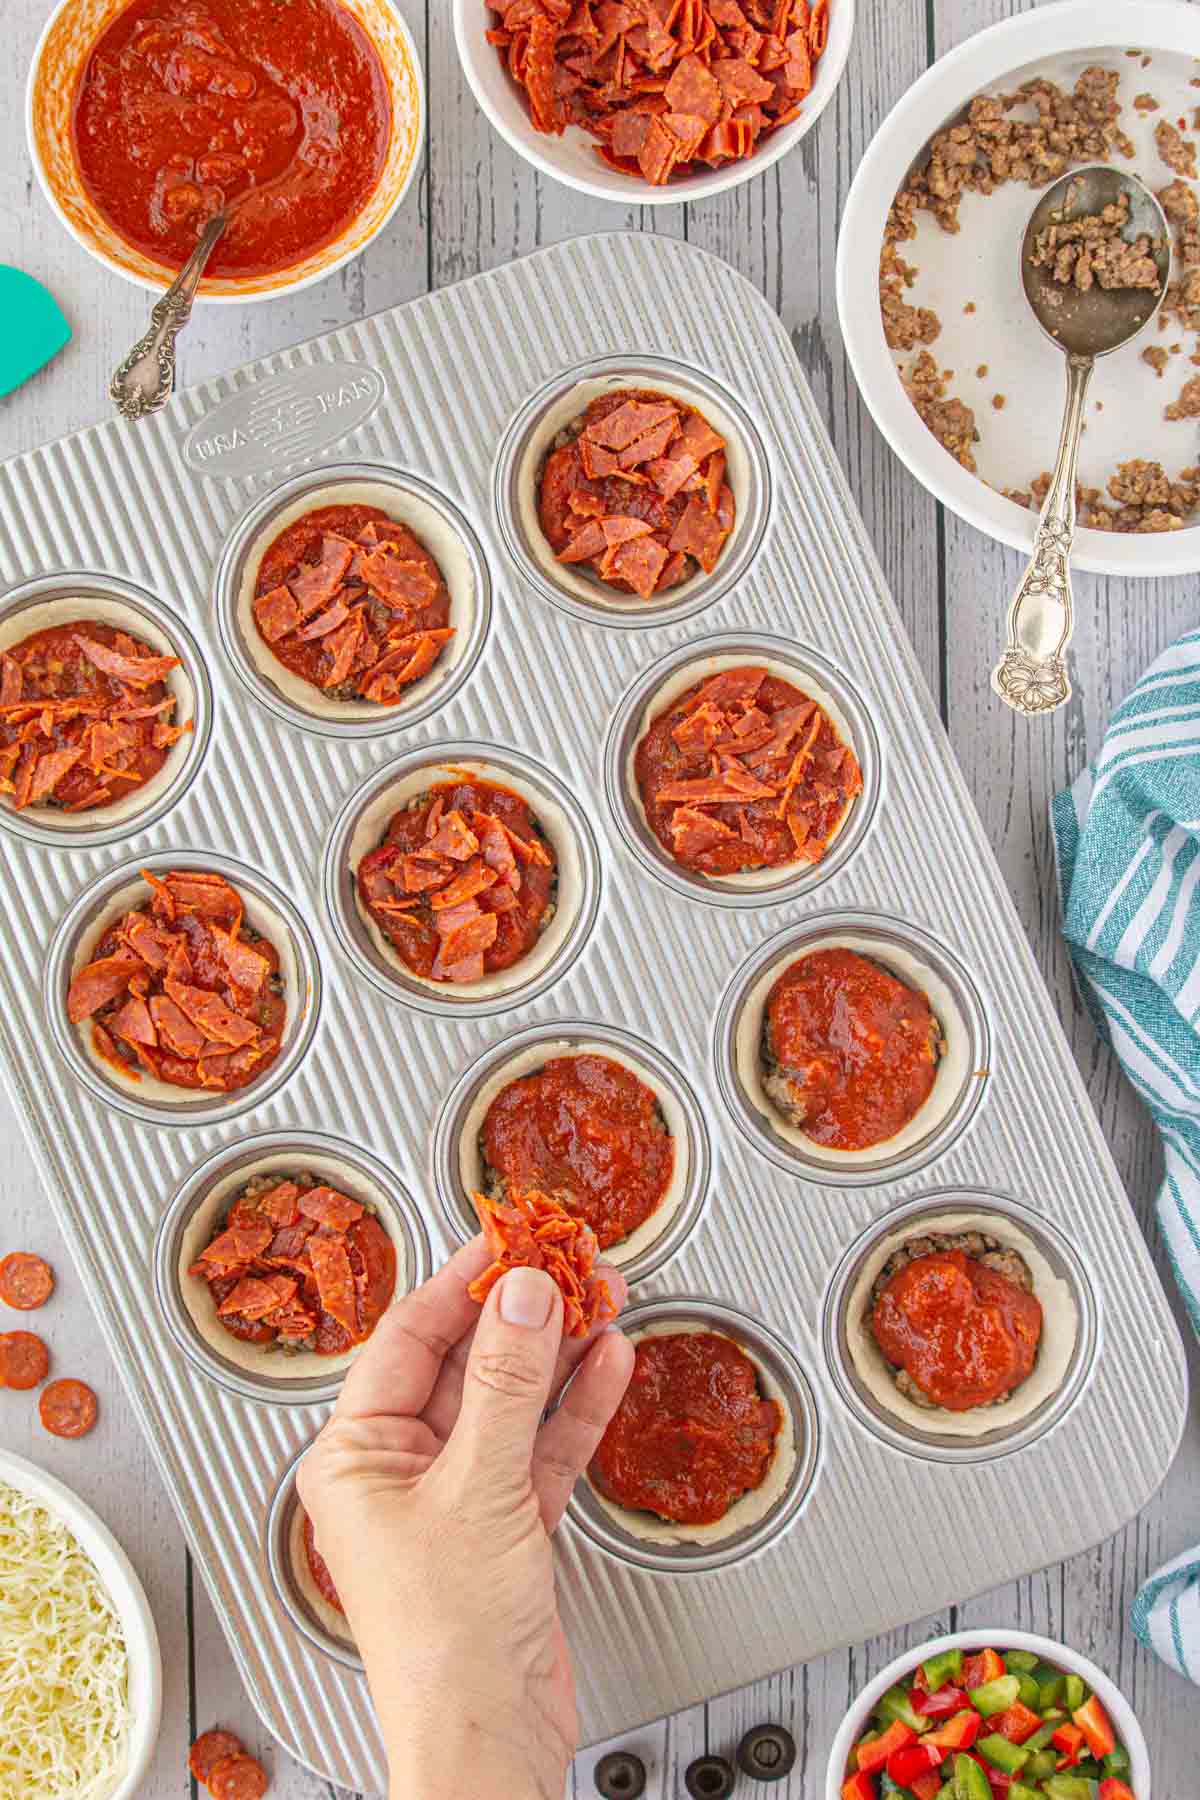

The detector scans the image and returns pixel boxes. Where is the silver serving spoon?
[992,165,1171,716]
[110,212,227,421]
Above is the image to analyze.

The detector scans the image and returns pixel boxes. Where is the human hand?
[296,1236,635,1800]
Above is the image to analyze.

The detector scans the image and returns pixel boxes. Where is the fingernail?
[499,1265,555,1328]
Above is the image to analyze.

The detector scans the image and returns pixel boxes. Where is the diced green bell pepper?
[876,1684,929,1734]
[1008,1786,1042,1800]
[1063,1674,1087,1712]
[1014,1673,1042,1709]
[1042,1778,1100,1800]
[967,1674,1020,1716]
[1026,1748,1060,1780]
[1023,1722,1058,1753]
[1003,1650,1041,1673]
[977,1733,1030,1774]
[1102,1745,1132,1777]
[922,1648,965,1692]
[953,1752,992,1800]
[1037,1672,1066,1709]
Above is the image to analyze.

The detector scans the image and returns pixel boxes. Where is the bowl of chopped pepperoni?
[454,0,853,203]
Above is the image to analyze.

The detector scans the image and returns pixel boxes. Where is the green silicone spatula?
[0,267,71,399]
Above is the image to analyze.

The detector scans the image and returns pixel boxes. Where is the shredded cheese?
[0,1477,131,1800]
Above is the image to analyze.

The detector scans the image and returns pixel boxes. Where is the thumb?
[445,1266,564,1489]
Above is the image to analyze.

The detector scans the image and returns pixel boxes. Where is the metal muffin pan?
[0,234,1186,1793]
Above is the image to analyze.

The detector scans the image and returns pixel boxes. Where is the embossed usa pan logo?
[181,364,386,480]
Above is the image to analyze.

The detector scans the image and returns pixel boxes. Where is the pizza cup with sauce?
[605,632,880,907]
[267,1447,360,1665]
[0,573,211,850]
[28,0,424,303]
[215,466,491,738]
[46,852,321,1128]
[155,1132,430,1406]
[716,912,990,1185]
[569,1299,820,1575]
[493,355,773,627]
[823,1193,1097,1463]
[434,1020,712,1284]
[323,744,600,1017]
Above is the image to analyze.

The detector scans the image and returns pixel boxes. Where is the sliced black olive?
[736,1723,797,1782]
[593,1749,647,1799]
[684,1754,736,1799]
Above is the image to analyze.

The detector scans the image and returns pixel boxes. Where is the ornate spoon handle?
[991,352,1093,717]
[109,213,227,421]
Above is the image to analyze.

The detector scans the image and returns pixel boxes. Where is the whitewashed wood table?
[3,0,1199,1793]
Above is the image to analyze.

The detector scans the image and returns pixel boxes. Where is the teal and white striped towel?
[1052,627,1200,1686]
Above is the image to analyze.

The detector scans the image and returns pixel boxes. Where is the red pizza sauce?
[0,621,190,814]
[71,0,392,280]
[302,1511,344,1613]
[356,779,556,984]
[251,504,453,706]
[872,1250,1044,1411]
[764,947,940,1150]
[538,388,735,599]
[634,664,862,875]
[590,1330,782,1527]
[66,868,287,1094]
[480,1053,675,1250]
[189,1172,396,1356]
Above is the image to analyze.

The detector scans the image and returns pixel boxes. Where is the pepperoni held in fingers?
[189,1730,246,1787]
[0,1251,54,1310]
[0,1330,50,1390]
[208,1752,270,1800]
[38,1378,98,1439]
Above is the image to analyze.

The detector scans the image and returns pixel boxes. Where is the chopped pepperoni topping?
[356,779,556,985]
[0,1253,54,1311]
[469,1187,615,1338]
[39,1378,98,1438]
[486,0,830,185]
[65,869,286,1095]
[635,665,863,876]
[0,1330,50,1389]
[251,505,454,707]
[538,388,735,598]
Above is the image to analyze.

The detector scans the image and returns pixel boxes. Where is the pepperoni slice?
[0,1252,54,1311]
[0,1330,50,1389]
[189,1729,245,1785]
[38,1378,98,1438]
[208,1752,269,1800]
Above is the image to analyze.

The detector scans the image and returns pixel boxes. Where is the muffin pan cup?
[492,353,774,629]
[0,235,1186,1789]
[0,570,213,849]
[155,1130,432,1407]
[266,1443,364,1673]
[44,849,323,1129]
[432,1017,712,1284]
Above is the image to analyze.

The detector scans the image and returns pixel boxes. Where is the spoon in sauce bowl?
[109,210,227,421]
[991,165,1170,717]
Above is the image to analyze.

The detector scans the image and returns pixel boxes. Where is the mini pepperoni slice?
[39,1378,98,1438]
[208,1752,269,1800]
[0,1252,54,1310]
[0,1330,49,1390]
[189,1729,245,1785]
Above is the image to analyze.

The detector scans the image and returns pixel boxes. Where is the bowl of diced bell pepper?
[826,1630,1150,1800]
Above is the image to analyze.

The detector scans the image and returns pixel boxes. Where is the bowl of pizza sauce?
[27,0,424,302]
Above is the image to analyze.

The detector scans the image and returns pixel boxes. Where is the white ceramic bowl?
[26,0,425,303]
[0,1449,162,1800]
[453,0,855,205]
[825,1627,1152,1799]
[837,0,1200,577]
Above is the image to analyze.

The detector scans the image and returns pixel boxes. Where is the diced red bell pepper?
[1098,1781,1136,1800]
[910,1776,943,1800]
[1052,1723,1085,1768]
[914,1683,971,1718]
[911,1662,929,1693]
[887,1743,947,1787]
[1074,1695,1117,1758]
[926,1710,983,1752]
[842,1774,876,1800]
[962,1649,1006,1688]
[989,1702,1043,1745]
[857,1721,916,1775]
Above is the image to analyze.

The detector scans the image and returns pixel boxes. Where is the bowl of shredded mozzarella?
[0,1451,161,1800]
